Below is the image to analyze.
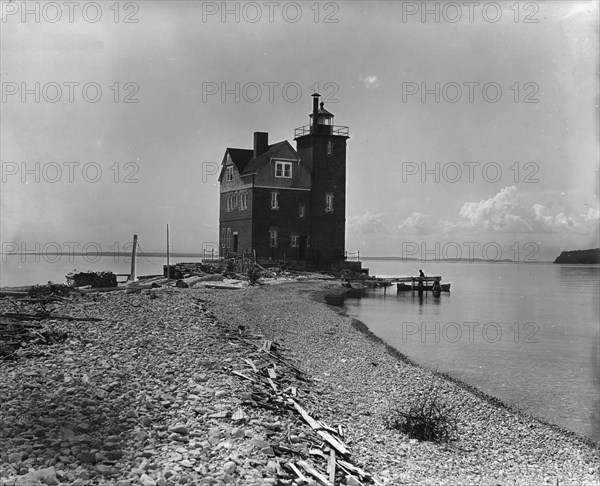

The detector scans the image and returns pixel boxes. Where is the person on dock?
[419,269,425,279]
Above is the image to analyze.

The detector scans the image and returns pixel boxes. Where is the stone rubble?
[0,281,598,486]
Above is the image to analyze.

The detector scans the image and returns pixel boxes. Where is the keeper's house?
[218,93,350,270]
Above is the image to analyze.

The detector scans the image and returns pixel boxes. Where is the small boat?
[396,276,451,292]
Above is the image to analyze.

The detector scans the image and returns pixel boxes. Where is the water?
[343,260,600,443]
[0,254,204,288]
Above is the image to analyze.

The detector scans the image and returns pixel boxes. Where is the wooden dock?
[342,275,450,293]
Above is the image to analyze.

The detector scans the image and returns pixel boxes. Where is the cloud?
[348,211,387,235]
[396,212,439,234]
[452,186,598,235]
[457,186,534,233]
[360,75,379,89]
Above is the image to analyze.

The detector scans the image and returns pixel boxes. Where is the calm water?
[344,260,600,443]
[0,255,199,287]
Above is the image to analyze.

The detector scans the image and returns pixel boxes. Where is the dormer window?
[275,161,292,178]
[225,166,233,182]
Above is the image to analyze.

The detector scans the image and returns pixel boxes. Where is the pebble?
[140,473,157,486]
[168,424,189,435]
[0,285,597,486]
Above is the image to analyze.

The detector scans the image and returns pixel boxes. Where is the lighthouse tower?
[294,93,350,269]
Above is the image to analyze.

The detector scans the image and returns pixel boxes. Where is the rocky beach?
[1,280,599,486]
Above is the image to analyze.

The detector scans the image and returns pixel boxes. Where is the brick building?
[218,93,350,269]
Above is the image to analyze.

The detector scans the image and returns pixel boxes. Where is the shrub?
[248,265,262,286]
[387,382,457,443]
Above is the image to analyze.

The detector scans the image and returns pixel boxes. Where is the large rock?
[16,467,59,486]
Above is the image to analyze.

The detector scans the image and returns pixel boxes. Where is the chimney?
[312,92,320,132]
[253,132,269,158]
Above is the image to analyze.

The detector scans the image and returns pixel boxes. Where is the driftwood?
[290,400,351,456]
[229,334,384,485]
[240,338,305,376]
[297,460,333,486]
[328,450,336,484]
[287,462,308,482]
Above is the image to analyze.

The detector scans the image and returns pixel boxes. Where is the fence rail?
[345,250,360,262]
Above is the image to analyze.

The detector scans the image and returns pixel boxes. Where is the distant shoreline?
[1,253,562,263]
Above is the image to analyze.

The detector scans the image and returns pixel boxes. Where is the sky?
[1,0,599,262]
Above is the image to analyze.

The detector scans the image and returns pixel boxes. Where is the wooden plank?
[263,340,272,351]
[392,276,442,283]
[328,450,336,484]
[297,460,333,486]
[267,378,278,393]
[291,400,350,456]
[244,358,258,373]
[288,462,308,482]
[232,371,256,382]
[267,368,277,379]
[337,460,369,479]
[240,338,305,375]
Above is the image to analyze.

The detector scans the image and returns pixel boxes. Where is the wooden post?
[129,234,138,282]
[166,224,170,270]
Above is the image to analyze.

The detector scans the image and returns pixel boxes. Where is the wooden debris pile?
[165,262,221,279]
[66,271,117,288]
[226,333,383,486]
[0,295,101,359]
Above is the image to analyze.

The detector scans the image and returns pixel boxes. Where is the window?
[325,193,334,212]
[271,191,279,210]
[275,161,292,178]
[226,228,232,249]
[226,194,232,212]
[240,191,247,210]
[225,166,233,182]
[290,234,299,248]
[327,141,333,155]
[298,203,305,219]
[269,229,278,248]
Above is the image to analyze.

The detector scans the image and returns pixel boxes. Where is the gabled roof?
[241,140,300,176]
[225,148,253,172]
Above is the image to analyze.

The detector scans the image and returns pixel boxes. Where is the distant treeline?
[553,248,600,264]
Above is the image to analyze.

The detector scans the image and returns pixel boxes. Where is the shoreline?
[207,281,599,485]
[319,287,598,449]
[1,280,599,485]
